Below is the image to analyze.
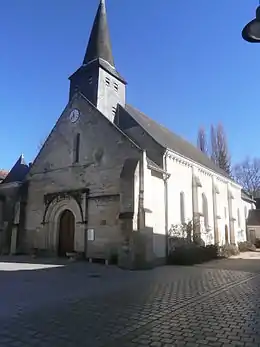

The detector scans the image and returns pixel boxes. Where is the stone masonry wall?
[24,93,141,257]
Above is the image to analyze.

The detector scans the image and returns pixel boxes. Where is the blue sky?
[1,0,260,170]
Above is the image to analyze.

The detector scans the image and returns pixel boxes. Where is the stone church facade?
[0,0,255,268]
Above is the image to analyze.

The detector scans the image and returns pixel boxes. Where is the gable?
[29,93,141,177]
[121,104,229,178]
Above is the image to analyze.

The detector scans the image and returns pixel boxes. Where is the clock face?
[69,109,80,123]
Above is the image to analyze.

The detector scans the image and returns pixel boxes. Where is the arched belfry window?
[202,193,209,229]
[237,208,241,228]
[180,192,185,224]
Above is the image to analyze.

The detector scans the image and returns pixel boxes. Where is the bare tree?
[233,157,260,196]
[210,123,231,176]
[210,125,218,164]
[197,127,208,154]
[216,123,231,176]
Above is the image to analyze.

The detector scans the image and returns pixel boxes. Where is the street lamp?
[242,5,260,42]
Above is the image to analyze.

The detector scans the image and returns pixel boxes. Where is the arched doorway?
[58,209,75,256]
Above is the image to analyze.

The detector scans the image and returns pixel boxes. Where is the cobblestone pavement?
[0,257,260,346]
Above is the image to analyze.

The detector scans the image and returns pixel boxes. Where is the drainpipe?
[227,184,235,244]
[192,168,196,225]
[192,167,199,232]
[212,177,219,245]
[163,153,171,259]
[138,151,145,231]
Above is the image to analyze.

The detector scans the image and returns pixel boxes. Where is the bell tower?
[69,0,126,122]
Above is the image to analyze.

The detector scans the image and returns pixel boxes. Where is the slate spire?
[83,0,115,67]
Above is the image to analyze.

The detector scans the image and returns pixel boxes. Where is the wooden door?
[58,209,75,256]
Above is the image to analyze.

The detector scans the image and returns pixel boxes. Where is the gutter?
[147,163,167,175]
[242,197,256,204]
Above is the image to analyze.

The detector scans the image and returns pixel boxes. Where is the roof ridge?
[125,104,230,179]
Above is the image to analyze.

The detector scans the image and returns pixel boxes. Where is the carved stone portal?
[40,190,88,254]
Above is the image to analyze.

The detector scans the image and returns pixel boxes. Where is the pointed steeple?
[83,0,114,67]
[69,0,126,115]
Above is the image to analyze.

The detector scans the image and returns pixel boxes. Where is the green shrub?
[109,252,118,265]
[167,244,218,265]
[219,244,239,258]
[238,241,256,252]
[255,239,260,248]
[204,245,219,260]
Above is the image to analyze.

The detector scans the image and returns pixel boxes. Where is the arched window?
[237,208,241,228]
[180,192,185,224]
[244,206,247,219]
[73,133,80,163]
[202,193,209,229]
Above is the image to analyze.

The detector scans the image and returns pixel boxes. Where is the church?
[0,0,255,268]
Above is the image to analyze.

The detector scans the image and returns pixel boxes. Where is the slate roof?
[83,0,114,67]
[247,209,260,226]
[1,155,29,184]
[124,104,229,178]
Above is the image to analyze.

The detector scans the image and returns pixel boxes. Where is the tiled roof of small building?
[1,155,29,184]
[241,189,255,203]
[247,209,260,226]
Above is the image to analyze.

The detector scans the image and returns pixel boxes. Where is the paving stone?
[0,260,259,346]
